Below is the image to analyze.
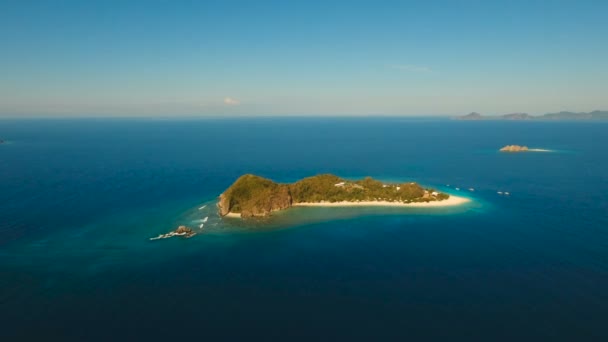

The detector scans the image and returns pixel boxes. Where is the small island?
[500,145,529,152]
[218,174,468,218]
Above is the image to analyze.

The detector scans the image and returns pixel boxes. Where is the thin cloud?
[223,97,240,106]
[391,64,433,73]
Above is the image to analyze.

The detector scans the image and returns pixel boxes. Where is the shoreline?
[224,212,243,218]
[292,194,470,208]
[223,194,471,217]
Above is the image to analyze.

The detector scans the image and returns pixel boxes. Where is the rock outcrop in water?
[218,174,449,218]
[175,225,194,235]
[150,225,196,240]
[500,145,529,152]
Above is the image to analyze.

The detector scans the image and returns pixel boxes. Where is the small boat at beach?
[199,223,204,229]
[198,205,207,210]
[202,216,208,223]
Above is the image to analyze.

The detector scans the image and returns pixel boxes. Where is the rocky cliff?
[217,174,292,218]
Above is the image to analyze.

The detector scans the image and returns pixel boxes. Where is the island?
[455,110,608,121]
[218,174,469,218]
[500,145,529,152]
[458,112,483,120]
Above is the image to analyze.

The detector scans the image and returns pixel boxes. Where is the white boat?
[497,191,503,195]
[199,223,204,229]
[455,187,460,191]
[505,192,510,195]
[198,205,207,210]
[202,216,208,223]
[469,188,475,191]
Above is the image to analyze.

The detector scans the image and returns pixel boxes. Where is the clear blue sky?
[1,0,607,117]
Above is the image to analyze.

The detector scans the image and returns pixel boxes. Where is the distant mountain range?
[456,111,608,121]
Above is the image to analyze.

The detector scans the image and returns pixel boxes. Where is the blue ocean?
[1,118,607,340]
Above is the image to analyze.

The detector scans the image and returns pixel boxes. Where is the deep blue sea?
[1,118,607,341]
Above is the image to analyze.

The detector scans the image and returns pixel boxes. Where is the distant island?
[500,145,529,152]
[456,110,608,121]
[499,145,551,153]
[218,174,468,218]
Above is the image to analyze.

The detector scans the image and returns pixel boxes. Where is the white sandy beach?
[292,194,470,208]
[224,212,243,218]
[222,195,471,218]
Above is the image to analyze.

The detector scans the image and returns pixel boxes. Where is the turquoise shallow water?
[0,118,607,340]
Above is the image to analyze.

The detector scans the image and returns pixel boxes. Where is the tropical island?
[218,174,469,218]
